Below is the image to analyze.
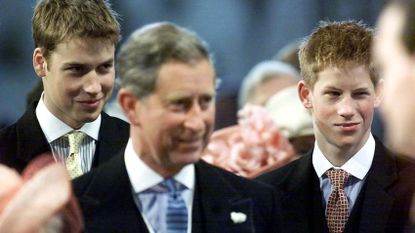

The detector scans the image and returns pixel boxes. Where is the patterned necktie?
[325,168,350,233]
[164,178,188,233]
[66,131,85,179]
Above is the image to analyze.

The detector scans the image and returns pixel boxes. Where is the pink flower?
[203,104,297,178]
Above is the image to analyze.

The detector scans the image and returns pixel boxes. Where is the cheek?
[59,82,79,98]
[313,102,332,119]
[101,76,115,92]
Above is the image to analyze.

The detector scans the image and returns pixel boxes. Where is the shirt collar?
[36,92,101,142]
[313,133,375,180]
[124,139,195,193]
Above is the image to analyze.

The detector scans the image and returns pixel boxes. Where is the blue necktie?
[164,178,188,233]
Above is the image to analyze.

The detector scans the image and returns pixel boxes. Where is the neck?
[316,140,367,167]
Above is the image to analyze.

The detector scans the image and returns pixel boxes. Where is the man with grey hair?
[74,22,278,233]
[238,60,301,108]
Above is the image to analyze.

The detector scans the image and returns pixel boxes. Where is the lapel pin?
[230,211,247,224]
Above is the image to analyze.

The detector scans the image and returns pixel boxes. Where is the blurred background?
[0,0,386,129]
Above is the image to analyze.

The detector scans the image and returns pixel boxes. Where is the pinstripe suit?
[0,101,129,173]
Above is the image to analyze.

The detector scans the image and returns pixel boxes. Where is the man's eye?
[97,63,113,73]
[171,100,190,110]
[354,91,370,98]
[67,66,83,72]
[326,91,340,97]
[199,96,213,109]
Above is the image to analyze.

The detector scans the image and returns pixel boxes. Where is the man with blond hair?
[0,0,129,177]
[258,21,415,233]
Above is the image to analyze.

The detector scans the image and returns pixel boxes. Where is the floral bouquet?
[203,104,297,178]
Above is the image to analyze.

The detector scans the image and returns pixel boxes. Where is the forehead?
[155,59,216,96]
[50,38,115,61]
[315,65,373,89]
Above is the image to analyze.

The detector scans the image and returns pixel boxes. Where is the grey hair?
[238,60,301,108]
[116,22,214,98]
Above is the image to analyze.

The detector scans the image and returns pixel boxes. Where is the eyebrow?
[63,58,114,67]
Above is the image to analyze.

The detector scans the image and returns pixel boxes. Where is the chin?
[175,151,201,165]
[84,110,102,121]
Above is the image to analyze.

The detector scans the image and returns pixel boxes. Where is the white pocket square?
[230,211,247,224]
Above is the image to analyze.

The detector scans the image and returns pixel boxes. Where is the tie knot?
[326,169,349,189]
[163,178,187,194]
[66,131,86,154]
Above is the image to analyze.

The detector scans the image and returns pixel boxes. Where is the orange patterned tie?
[325,168,350,233]
[66,131,85,179]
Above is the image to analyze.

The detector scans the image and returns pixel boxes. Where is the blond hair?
[32,0,120,61]
[299,21,377,88]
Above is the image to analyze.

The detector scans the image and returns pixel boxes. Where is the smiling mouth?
[335,122,360,131]
[78,99,102,110]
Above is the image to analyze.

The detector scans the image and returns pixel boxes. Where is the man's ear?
[33,48,46,78]
[374,79,384,108]
[118,88,141,125]
[298,80,313,109]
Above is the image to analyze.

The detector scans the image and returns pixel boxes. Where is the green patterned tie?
[66,131,85,179]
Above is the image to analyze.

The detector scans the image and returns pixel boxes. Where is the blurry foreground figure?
[375,0,415,156]
[0,154,83,233]
[203,104,296,178]
[375,0,415,230]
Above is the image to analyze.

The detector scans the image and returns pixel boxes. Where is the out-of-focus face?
[251,75,298,106]
[299,65,381,158]
[374,6,415,155]
[34,38,115,129]
[133,59,216,177]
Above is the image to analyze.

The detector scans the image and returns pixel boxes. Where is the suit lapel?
[16,102,50,167]
[192,161,256,233]
[93,112,128,167]
[15,105,128,170]
[280,152,327,233]
[354,138,396,232]
[75,153,148,233]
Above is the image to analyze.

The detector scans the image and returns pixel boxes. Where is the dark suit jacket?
[0,102,129,173]
[257,137,415,233]
[73,153,278,233]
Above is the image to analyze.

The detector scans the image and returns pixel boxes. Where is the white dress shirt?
[312,133,375,212]
[36,93,100,173]
[124,139,195,233]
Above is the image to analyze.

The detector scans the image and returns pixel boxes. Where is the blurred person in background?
[204,60,307,178]
[265,85,314,156]
[202,104,297,178]
[238,60,301,108]
[273,38,302,72]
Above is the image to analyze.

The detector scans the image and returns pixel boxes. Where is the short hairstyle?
[299,21,377,88]
[116,22,214,98]
[238,60,301,108]
[388,0,415,54]
[32,0,120,61]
